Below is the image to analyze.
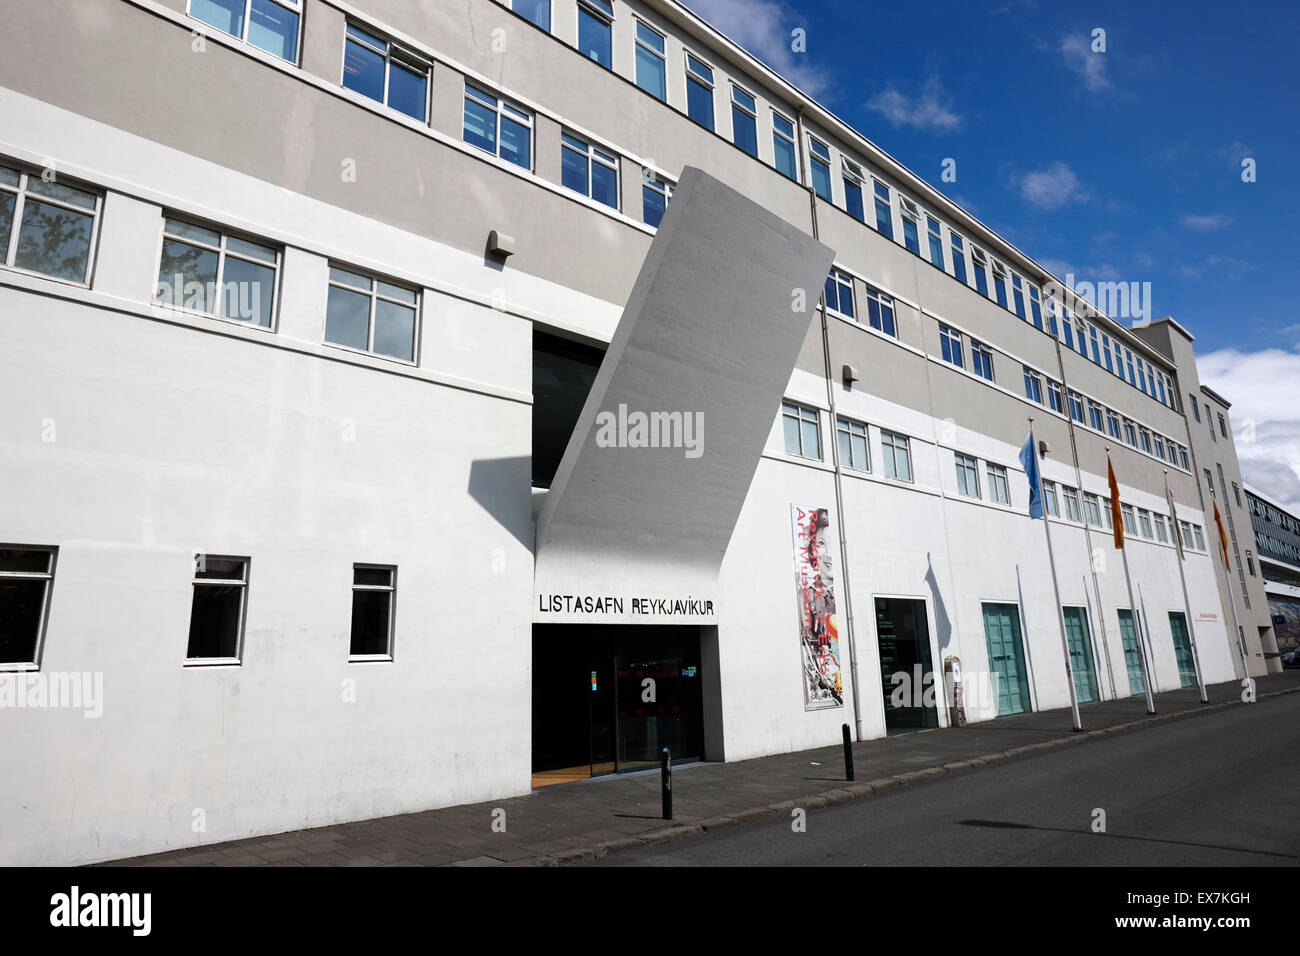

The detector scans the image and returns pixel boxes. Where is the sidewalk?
[104,670,1300,867]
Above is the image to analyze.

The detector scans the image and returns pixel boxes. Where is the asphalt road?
[591,692,1300,866]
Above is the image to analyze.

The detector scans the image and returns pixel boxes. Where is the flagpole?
[1219,521,1251,679]
[1166,470,1208,703]
[1032,418,1082,731]
[1109,447,1156,715]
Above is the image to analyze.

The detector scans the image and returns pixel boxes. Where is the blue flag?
[1020,430,1043,519]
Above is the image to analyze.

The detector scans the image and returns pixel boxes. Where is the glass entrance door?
[982,603,1031,716]
[1168,611,1198,688]
[1062,606,1099,703]
[874,597,939,733]
[1117,609,1146,696]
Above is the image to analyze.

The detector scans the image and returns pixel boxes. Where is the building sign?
[792,505,843,711]
[537,594,714,617]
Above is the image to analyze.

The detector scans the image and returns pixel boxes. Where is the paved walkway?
[105,671,1300,867]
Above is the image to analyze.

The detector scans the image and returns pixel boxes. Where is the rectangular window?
[1088,401,1104,432]
[1218,413,1228,439]
[837,417,870,471]
[1047,380,1064,415]
[1029,285,1044,331]
[1246,551,1256,577]
[1204,468,1214,495]
[1179,521,1194,549]
[1103,497,1114,530]
[1042,480,1059,517]
[350,565,396,659]
[1153,434,1165,460]
[1138,509,1153,539]
[186,555,248,663]
[1107,410,1121,439]
[882,431,912,482]
[1233,482,1242,508]
[1102,333,1114,373]
[992,260,1008,309]
[190,0,300,62]
[950,232,967,284]
[955,453,980,498]
[939,324,964,369]
[1123,420,1137,446]
[685,53,716,130]
[561,132,619,209]
[731,85,759,158]
[325,266,419,362]
[511,0,551,31]
[987,464,1010,505]
[900,199,920,255]
[634,20,667,100]
[0,164,100,285]
[1125,349,1136,384]
[1179,446,1189,470]
[1061,306,1074,350]
[1139,428,1152,454]
[1023,367,1043,405]
[1063,487,1081,522]
[155,217,279,328]
[0,546,56,669]
[842,158,865,222]
[1068,390,1085,424]
[772,112,798,180]
[642,174,673,229]
[1154,514,1168,543]
[865,285,896,336]
[1084,494,1102,527]
[1011,273,1026,320]
[463,83,533,170]
[970,341,994,381]
[782,401,821,460]
[577,0,614,68]
[971,250,989,298]
[808,136,832,201]
[927,217,944,269]
[1121,504,1136,536]
[1190,395,1200,421]
[825,268,854,318]
[1193,525,1206,551]
[873,181,894,240]
[1091,327,1102,366]
[342,23,430,122]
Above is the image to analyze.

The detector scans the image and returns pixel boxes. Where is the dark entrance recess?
[875,597,940,734]
[532,330,605,489]
[532,624,704,786]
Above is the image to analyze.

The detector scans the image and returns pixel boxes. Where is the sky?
[683,0,1300,512]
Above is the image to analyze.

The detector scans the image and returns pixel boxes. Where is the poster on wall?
[792,505,843,711]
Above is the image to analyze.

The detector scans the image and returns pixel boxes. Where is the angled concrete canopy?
[534,166,836,622]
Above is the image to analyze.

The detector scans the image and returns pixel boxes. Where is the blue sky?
[687,0,1300,510]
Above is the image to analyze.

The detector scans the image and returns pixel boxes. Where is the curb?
[504,684,1300,867]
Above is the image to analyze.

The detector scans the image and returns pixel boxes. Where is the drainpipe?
[798,108,865,740]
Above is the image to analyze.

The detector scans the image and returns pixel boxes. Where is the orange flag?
[1213,501,1231,570]
[1107,455,1124,549]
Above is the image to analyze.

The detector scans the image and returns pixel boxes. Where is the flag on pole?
[1107,454,1124,549]
[1165,475,1185,561]
[1213,500,1231,571]
[1019,429,1043,519]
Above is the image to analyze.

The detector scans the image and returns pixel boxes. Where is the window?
[882,431,912,481]
[1102,334,1114,373]
[561,133,619,209]
[1091,327,1102,366]
[1121,505,1136,536]
[1138,509,1153,539]
[1125,349,1136,384]
[0,164,100,284]
[808,137,832,201]
[1218,413,1228,439]
[900,198,921,255]
[1063,487,1081,522]
[927,217,944,269]
[865,285,896,336]
[1190,395,1200,421]
[1204,469,1214,495]
[972,248,989,297]
[577,0,613,68]
[1123,420,1137,447]
[837,417,870,471]
[782,401,821,460]
[642,174,673,229]
[1011,273,1026,320]
[939,325,964,369]
[824,268,854,318]
[1153,434,1165,460]
[873,181,894,240]
[1068,390,1085,424]
[1154,514,1168,543]
[0,547,56,669]
[1193,525,1206,551]
[987,463,1010,505]
[1209,412,1217,443]
[772,112,798,180]
[732,85,759,158]
[350,565,396,659]
[155,217,278,327]
[992,260,1008,309]
[1047,380,1064,415]
[685,53,715,130]
[842,158,865,222]
[1023,368,1043,405]
[1102,497,1114,530]
[1042,480,1060,517]
[950,232,968,284]
[1030,285,1045,332]
[511,0,551,31]
[463,83,532,170]
[186,556,248,663]
[1107,410,1121,439]
[634,20,667,100]
[1061,304,1074,350]
[1139,428,1152,454]
[1084,493,1102,527]
[1246,551,1256,577]
[970,341,994,381]
[342,24,430,121]
[1179,446,1190,470]
[1233,483,1242,508]
[325,266,418,362]
[1179,521,1195,549]
[189,0,300,62]
[1088,401,1104,432]
[955,453,980,498]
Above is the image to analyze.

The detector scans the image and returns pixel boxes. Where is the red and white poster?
[792,505,843,710]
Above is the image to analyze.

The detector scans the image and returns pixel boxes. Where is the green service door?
[1168,612,1198,688]
[1117,609,1146,697]
[982,603,1032,716]
[1062,607,1099,703]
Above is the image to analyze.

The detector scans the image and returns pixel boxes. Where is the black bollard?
[661,747,673,820]
[842,724,855,781]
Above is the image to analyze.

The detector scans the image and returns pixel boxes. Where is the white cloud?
[1178,254,1251,279]
[1198,348,1300,513]
[681,0,830,96]
[1181,213,1233,231]
[1018,162,1088,209]
[1061,34,1111,91]
[865,76,962,131]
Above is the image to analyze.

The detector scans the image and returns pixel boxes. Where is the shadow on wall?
[467,456,533,551]
[925,551,953,658]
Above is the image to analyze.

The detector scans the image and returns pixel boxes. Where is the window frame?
[185,554,249,666]
[0,163,103,288]
[808,135,833,201]
[730,83,760,158]
[881,430,913,482]
[970,340,994,382]
[642,172,674,228]
[561,131,620,210]
[864,284,896,337]
[576,0,615,69]
[463,82,535,171]
[836,416,871,472]
[349,564,397,662]
[187,0,303,64]
[633,18,667,101]
[324,264,421,364]
[939,324,964,369]
[955,453,980,498]
[781,400,822,461]
[772,110,799,181]
[987,463,1011,505]
[340,22,432,122]
[0,545,58,671]
[824,267,855,318]
[153,214,282,330]
[684,50,717,131]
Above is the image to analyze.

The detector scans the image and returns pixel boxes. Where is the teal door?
[982,603,1032,716]
[1168,612,1197,688]
[1062,607,1099,703]
[1117,609,1145,696]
